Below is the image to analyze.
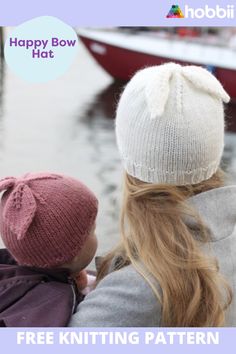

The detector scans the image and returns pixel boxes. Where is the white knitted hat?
[115,63,230,185]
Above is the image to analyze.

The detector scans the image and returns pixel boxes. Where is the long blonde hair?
[97,168,232,326]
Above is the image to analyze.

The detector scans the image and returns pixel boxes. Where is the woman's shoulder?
[69,264,162,327]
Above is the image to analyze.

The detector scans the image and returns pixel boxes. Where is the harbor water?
[0,38,236,262]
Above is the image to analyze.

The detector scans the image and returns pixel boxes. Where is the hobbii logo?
[186,4,234,18]
[166,4,235,19]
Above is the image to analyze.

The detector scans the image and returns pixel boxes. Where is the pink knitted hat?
[0,173,98,268]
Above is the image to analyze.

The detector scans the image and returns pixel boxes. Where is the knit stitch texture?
[0,173,98,268]
[115,63,230,185]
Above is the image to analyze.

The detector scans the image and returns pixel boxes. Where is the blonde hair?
[97,168,232,326]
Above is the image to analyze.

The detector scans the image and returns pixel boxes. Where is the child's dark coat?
[0,249,83,327]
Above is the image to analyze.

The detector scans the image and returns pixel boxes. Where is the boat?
[78,28,236,101]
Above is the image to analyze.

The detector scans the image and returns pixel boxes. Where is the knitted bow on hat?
[144,63,230,118]
[0,174,59,240]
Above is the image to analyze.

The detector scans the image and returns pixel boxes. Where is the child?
[0,173,98,326]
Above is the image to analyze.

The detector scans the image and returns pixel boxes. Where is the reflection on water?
[78,82,127,253]
[80,81,124,199]
[81,81,124,124]
[0,39,235,257]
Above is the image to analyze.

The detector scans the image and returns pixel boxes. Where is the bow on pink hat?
[0,174,59,241]
[0,172,98,268]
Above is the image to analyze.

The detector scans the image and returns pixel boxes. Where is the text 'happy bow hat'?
[0,173,98,268]
[115,63,230,185]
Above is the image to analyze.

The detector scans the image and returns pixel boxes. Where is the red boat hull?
[80,36,236,102]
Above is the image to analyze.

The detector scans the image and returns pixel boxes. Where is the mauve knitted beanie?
[0,173,98,268]
[115,63,230,185]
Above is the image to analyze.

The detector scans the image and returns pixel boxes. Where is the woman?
[70,63,235,327]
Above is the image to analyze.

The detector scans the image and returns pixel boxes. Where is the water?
[0,40,123,256]
[0,38,236,262]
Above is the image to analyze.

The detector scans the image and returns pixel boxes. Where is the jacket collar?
[0,248,71,283]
